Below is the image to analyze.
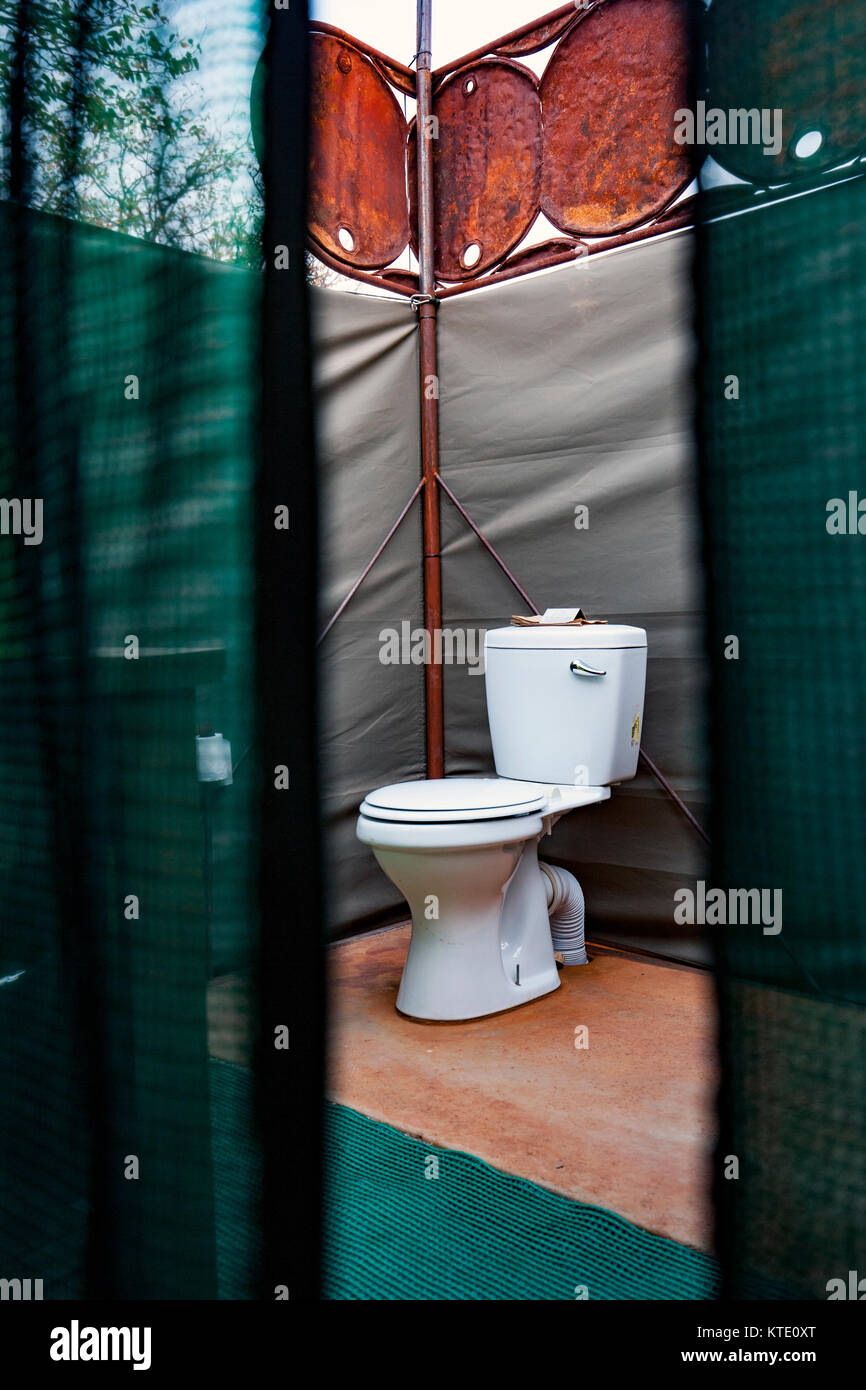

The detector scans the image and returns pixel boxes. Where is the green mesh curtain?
[697,1,866,1300]
[0,0,322,1300]
[3,0,865,1309]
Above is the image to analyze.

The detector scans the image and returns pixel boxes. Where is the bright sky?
[172,0,264,127]
[311,1,554,71]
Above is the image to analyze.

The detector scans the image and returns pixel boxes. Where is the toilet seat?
[355,777,612,1020]
[360,777,547,824]
[356,808,544,853]
[360,776,612,828]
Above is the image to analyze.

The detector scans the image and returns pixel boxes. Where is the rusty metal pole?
[415,0,444,777]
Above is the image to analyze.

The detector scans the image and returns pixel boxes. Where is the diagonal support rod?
[637,748,711,846]
[436,472,537,613]
[317,479,425,646]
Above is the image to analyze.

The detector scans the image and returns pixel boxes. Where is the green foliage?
[0,0,263,266]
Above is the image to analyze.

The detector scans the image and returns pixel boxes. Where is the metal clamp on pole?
[410,293,436,311]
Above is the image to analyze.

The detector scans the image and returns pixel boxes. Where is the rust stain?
[495,10,580,60]
[305,3,700,291]
[540,0,694,237]
[308,32,410,270]
[409,59,543,282]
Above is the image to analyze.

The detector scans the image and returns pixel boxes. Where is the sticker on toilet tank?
[630,714,641,747]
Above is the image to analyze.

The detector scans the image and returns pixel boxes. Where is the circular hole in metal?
[337,226,355,252]
[794,130,824,160]
[461,242,481,269]
[464,76,477,95]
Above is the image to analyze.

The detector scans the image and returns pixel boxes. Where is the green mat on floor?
[208,1061,719,1299]
[322,1103,719,1301]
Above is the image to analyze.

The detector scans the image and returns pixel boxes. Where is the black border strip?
[256,0,325,1302]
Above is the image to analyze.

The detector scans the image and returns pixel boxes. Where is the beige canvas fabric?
[313,230,709,955]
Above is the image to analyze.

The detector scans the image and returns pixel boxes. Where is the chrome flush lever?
[570,658,607,678]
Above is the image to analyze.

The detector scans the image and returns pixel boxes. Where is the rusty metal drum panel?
[309,32,410,270]
[707,0,866,183]
[496,11,579,59]
[410,59,543,282]
[540,0,693,237]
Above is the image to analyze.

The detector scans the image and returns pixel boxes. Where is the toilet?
[356,616,647,1021]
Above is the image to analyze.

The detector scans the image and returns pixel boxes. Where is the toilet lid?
[360,777,547,824]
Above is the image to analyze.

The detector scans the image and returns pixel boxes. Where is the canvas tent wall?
[315,227,709,953]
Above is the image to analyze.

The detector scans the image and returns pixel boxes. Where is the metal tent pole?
[415,0,444,778]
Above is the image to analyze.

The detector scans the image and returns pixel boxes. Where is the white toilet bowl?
[357,618,646,1022]
[357,777,609,1021]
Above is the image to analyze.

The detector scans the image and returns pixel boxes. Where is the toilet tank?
[485,624,647,786]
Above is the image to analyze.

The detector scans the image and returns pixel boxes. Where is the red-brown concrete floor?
[328,923,718,1253]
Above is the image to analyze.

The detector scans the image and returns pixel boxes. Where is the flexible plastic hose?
[540,862,588,965]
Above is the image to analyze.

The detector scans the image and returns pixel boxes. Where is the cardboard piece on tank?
[510,607,608,627]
